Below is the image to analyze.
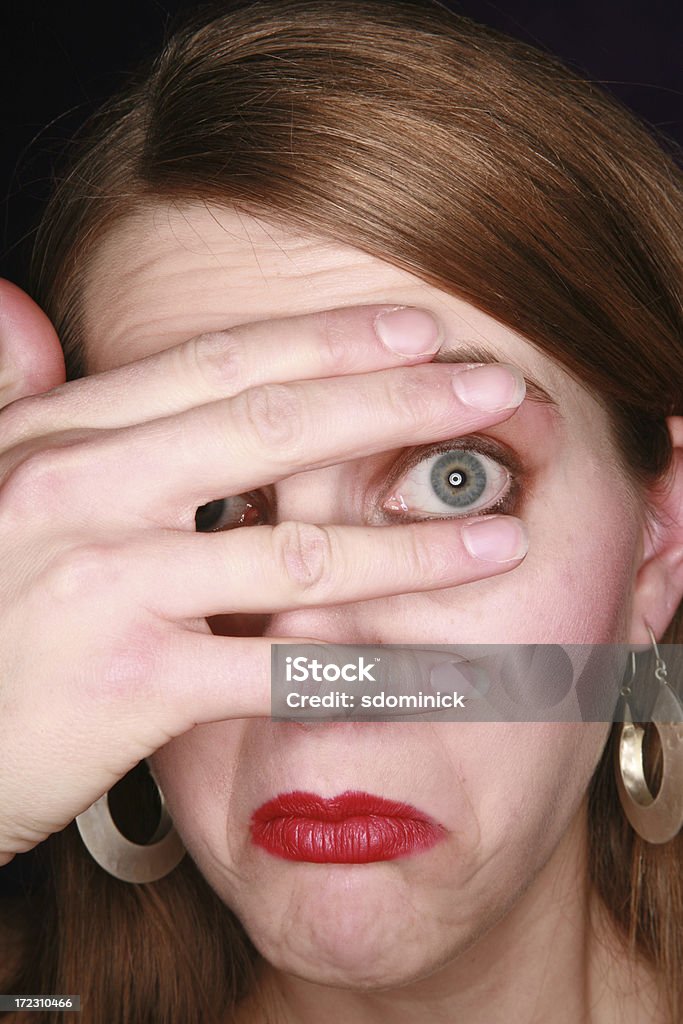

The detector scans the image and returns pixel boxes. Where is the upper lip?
[251,789,437,823]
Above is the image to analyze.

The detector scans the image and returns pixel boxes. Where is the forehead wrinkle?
[81,204,574,409]
[167,203,269,289]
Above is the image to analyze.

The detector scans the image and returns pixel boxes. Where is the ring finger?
[118,516,529,620]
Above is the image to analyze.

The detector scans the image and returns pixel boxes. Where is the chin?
[253,931,446,992]
[234,862,457,990]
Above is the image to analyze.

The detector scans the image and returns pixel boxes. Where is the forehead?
[81,202,566,393]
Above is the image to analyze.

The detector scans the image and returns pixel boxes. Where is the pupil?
[195,498,225,532]
[448,471,465,487]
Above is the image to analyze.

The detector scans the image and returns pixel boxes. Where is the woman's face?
[83,203,644,987]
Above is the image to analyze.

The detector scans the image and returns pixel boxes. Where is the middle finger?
[88,360,526,525]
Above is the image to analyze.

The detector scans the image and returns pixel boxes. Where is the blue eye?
[381,445,513,520]
[195,492,269,532]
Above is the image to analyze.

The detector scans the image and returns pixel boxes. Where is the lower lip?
[250,790,446,863]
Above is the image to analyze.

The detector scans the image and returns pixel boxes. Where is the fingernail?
[373,307,442,356]
[462,516,529,562]
[452,364,526,411]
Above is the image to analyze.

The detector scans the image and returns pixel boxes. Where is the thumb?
[0,279,66,409]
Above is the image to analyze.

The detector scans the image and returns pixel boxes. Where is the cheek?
[395,722,611,953]
[416,454,640,643]
[443,722,611,954]
[148,721,248,867]
[519,475,639,641]
[448,723,608,849]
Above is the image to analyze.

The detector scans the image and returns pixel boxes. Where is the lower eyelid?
[379,488,518,524]
[380,447,517,521]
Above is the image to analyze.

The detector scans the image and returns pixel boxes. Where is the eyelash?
[194,436,523,532]
[376,435,522,524]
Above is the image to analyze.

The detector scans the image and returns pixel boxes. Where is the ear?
[629,416,683,642]
[0,278,66,408]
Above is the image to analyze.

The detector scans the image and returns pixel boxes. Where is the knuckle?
[399,527,443,583]
[235,382,306,454]
[273,520,334,597]
[314,309,355,375]
[0,447,73,519]
[191,330,244,392]
[0,395,44,445]
[86,622,165,707]
[386,372,443,433]
[41,543,122,603]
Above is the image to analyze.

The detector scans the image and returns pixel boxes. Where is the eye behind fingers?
[192,438,522,532]
[195,491,273,532]
[380,437,521,521]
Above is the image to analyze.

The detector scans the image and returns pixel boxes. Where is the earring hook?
[646,623,668,684]
[621,650,637,698]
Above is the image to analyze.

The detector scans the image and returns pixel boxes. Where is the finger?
[89,360,526,524]
[89,633,306,732]
[171,634,300,723]
[126,516,529,619]
[0,280,65,410]
[149,635,501,727]
[3,304,443,439]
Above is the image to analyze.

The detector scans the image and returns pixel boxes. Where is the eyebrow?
[433,344,560,409]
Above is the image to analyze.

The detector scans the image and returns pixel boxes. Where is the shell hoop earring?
[615,624,683,844]
[75,770,186,883]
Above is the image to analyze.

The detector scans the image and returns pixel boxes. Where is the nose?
[271,463,364,526]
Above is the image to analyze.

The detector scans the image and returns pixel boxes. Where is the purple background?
[1,0,681,290]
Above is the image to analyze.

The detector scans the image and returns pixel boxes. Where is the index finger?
[4,304,444,440]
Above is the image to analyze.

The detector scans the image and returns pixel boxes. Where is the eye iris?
[430,450,486,508]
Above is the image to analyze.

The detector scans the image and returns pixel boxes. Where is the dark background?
[1,0,682,292]
[0,0,681,897]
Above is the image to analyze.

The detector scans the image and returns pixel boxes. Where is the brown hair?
[4,0,683,1020]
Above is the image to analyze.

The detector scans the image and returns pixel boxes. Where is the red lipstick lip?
[250,790,447,863]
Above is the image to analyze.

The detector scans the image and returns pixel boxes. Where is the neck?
[238,801,667,1024]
